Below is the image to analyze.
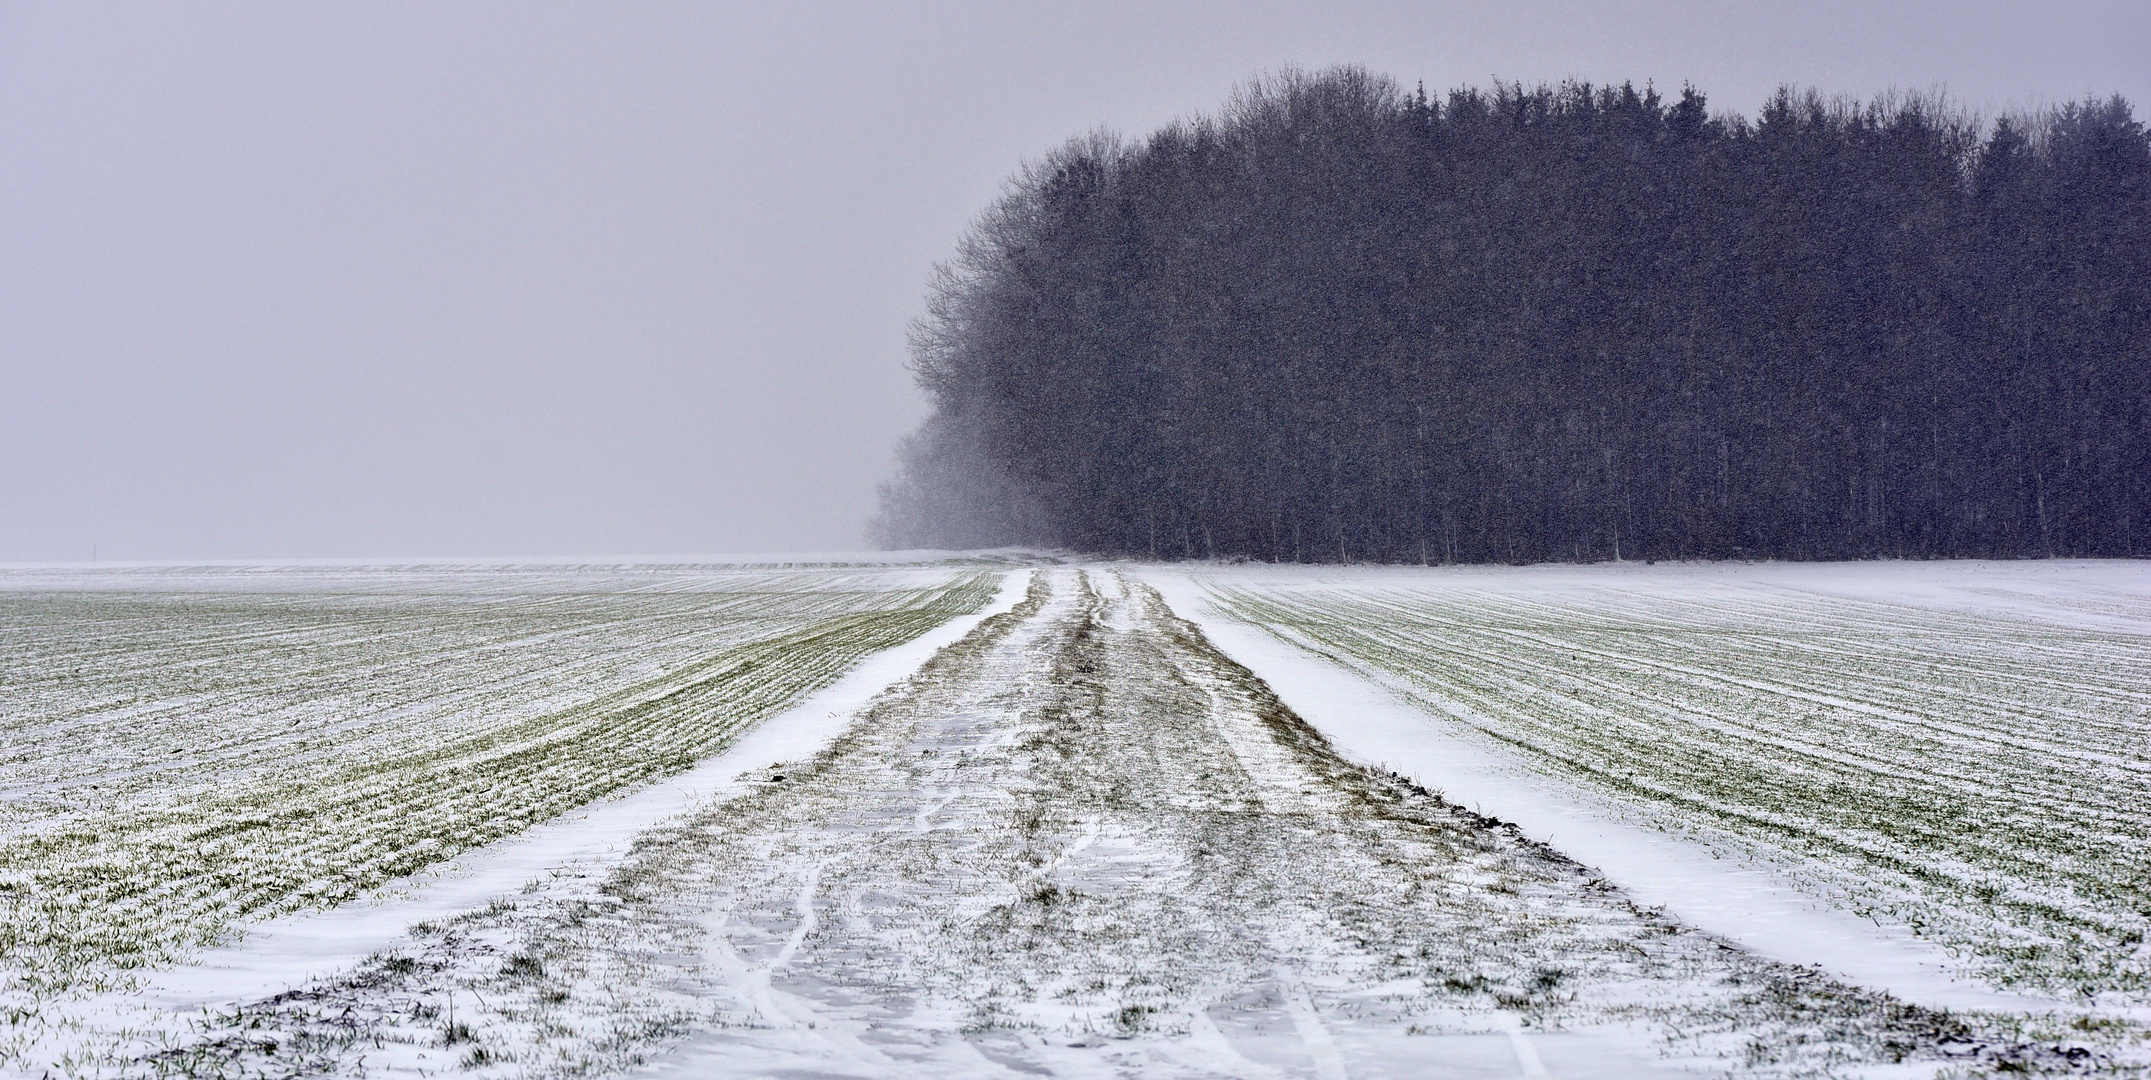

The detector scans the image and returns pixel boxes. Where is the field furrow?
[1196,562,2151,1000]
[0,562,999,1020]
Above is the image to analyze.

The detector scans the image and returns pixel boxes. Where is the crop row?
[0,564,998,1009]
[1205,569,2151,1000]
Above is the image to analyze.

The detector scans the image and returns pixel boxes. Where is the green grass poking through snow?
[0,564,998,1014]
[1207,569,2151,1001]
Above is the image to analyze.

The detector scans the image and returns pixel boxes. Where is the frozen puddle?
[82,569,2060,1077]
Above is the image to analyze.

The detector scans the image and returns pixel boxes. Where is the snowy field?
[3,559,2144,1077]
[1167,560,2151,1007]
[0,560,999,1065]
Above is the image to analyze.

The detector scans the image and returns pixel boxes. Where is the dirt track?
[140,569,2016,1079]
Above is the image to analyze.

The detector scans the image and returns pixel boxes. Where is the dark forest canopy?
[873,68,2151,563]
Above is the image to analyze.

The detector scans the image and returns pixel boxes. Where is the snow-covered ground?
[6,559,2143,1077]
[0,561,1002,1071]
[34,567,2117,1079]
[1147,560,2151,1012]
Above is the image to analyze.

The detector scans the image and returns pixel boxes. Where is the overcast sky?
[3,1,2145,562]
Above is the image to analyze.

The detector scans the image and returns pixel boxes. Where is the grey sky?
[3,2,2144,561]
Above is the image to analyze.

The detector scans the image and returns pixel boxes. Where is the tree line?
[873,68,2151,563]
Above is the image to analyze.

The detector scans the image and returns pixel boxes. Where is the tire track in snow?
[129,568,2061,1079]
[1277,977,1347,1080]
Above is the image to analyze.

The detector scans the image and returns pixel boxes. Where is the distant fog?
[2,1,2144,561]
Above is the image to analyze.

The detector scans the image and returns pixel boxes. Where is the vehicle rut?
[134,568,2033,1079]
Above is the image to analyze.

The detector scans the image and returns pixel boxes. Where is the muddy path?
[131,569,2038,1079]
